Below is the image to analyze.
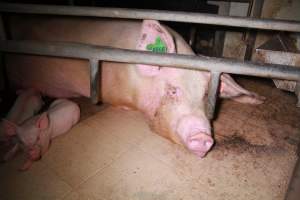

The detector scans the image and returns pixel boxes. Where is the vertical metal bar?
[244,0,264,60]
[0,15,6,91]
[285,158,300,200]
[206,71,221,120]
[295,81,300,107]
[89,59,100,104]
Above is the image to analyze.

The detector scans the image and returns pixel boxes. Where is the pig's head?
[150,72,214,158]
[136,20,264,158]
[3,113,51,170]
[136,20,214,157]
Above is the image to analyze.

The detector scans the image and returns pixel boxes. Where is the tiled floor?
[1,77,300,200]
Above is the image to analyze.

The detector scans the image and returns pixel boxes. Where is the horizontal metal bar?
[0,3,300,32]
[0,40,300,81]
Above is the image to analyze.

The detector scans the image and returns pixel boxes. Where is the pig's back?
[6,16,141,100]
[8,16,141,49]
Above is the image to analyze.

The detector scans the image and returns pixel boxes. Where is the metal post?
[285,158,300,200]
[296,81,300,107]
[89,59,100,104]
[0,15,6,91]
[206,71,221,119]
[244,0,264,60]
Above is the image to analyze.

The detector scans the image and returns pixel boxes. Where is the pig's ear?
[2,119,18,136]
[219,74,266,104]
[36,113,49,130]
[136,20,175,77]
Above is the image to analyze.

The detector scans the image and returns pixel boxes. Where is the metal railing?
[0,3,300,120]
[1,3,300,199]
[0,2,300,32]
[1,40,300,118]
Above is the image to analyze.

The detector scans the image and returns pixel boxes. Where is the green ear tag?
[146,37,167,53]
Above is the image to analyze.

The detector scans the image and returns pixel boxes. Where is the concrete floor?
[1,77,300,200]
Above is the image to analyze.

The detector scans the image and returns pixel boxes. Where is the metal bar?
[89,59,100,104]
[244,0,264,60]
[1,40,300,81]
[206,72,221,119]
[0,3,300,32]
[296,82,300,107]
[285,158,300,200]
[0,15,6,91]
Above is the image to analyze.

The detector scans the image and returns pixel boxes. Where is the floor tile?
[0,156,71,200]
[42,121,132,188]
[75,147,206,200]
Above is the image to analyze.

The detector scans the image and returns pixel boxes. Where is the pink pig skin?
[5,99,80,170]
[5,16,264,158]
[0,89,44,138]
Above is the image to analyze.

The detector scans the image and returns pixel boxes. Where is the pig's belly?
[6,54,91,98]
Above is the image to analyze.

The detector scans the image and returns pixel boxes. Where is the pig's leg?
[35,113,51,155]
[1,119,18,137]
[19,160,34,171]
[3,143,19,161]
[19,146,41,171]
[219,74,265,104]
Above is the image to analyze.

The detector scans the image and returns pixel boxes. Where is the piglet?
[4,99,80,170]
[0,89,44,137]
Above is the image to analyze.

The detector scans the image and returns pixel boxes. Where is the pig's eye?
[166,85,182,100]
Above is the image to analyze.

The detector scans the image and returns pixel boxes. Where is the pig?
[5,16,265,158]
[0,89,44,140]
[3,99,80,170]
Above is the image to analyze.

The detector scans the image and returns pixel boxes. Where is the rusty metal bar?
[1,40,300,81]
[0,3,300,32]
[206,72,221,119]
[89,59,100,104]
[244,0,264,60]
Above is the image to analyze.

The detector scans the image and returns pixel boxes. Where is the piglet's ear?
[136,20,175,77]
[35,113,49,130]
[2,119,18,136]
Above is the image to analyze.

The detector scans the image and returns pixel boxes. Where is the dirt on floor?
[0,77,299,200]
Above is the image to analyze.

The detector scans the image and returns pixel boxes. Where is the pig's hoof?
[186,133,214,158]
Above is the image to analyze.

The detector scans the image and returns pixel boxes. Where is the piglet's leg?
[19,160,34,171]
[3,144,19,161]
[19,146,41,171]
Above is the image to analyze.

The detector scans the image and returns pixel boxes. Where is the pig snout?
[176,115,214,158]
